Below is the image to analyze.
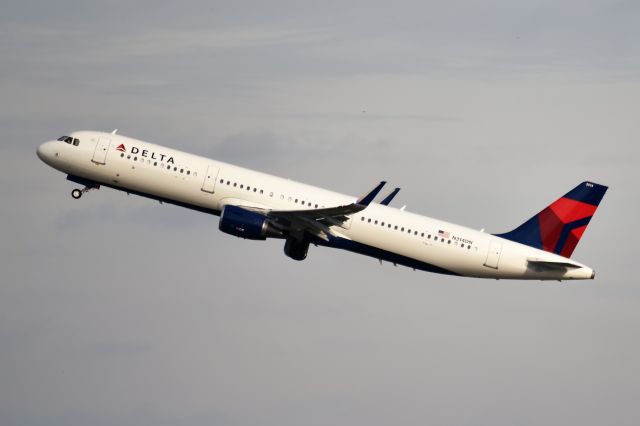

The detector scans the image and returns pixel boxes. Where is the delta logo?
[115,143,175,164]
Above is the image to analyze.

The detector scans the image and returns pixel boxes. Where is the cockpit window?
[56,136,79,146]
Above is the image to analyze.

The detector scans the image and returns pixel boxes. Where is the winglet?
[380,188,401,206]
[356,181,386,206]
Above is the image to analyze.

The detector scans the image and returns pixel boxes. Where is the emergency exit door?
[201,165,220,193]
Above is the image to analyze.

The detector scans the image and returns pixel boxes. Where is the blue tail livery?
[496,181,608,258]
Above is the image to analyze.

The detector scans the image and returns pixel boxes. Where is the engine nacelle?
[219,205,282,240]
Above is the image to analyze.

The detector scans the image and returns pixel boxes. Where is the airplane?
[36,130,608,281]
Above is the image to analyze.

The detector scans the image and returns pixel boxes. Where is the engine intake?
[219,205,282,240]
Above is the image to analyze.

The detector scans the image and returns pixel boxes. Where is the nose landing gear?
[71,186,97,199]
[67,175,100,199]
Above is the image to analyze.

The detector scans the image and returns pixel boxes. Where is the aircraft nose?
[36,141,56,164]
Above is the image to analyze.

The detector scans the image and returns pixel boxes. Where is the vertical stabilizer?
[496,182,607,257]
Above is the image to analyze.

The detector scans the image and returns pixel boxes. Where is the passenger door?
[201,165,220,193]
[483,239,503,269]
[92,136,111,164]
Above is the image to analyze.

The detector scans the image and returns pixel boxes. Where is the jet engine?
[219,205,282,240]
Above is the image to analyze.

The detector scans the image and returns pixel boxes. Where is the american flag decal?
[438,230,450,238]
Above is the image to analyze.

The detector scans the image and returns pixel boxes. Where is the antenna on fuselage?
[111,129,118,134]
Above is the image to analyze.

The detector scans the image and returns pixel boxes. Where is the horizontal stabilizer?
[527,258,581,269]
[380,188,401,206]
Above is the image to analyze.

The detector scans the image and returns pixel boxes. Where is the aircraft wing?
[242,181,386,241]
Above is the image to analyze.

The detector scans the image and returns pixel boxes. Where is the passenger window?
[374,220,378,225]
[187,170,190,175]
[120,153,124,158]
[394,225,398,230]
[233,183,237,187]
[368,218,371,223]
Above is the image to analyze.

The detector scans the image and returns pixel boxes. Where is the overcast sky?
[1,1,639,425]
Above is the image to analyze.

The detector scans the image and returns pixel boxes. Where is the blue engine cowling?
[219,205,282,240]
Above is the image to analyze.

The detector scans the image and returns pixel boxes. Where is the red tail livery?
[497,182,607,257]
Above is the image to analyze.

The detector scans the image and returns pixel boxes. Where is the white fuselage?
[37,131,595,280]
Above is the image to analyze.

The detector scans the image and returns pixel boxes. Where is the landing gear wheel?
[71,189,83,199]
[284,237,310,261]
